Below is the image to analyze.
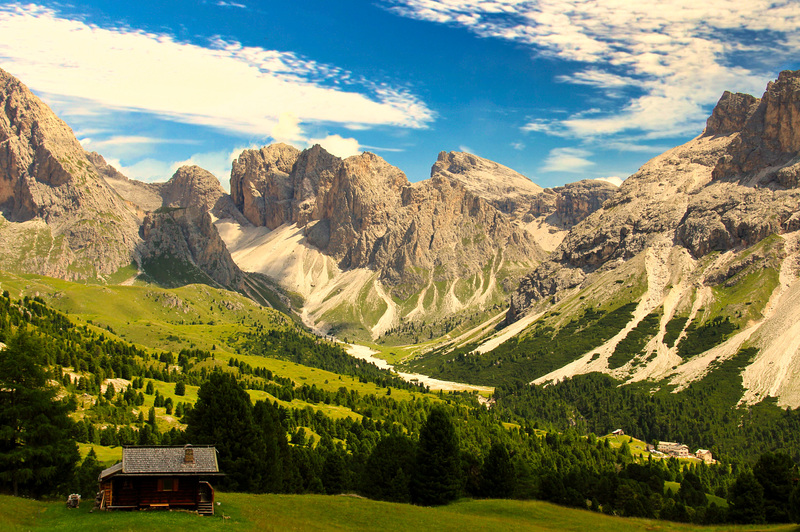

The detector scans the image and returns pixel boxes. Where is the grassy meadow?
[2,493,796,532]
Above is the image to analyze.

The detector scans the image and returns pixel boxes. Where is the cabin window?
[158,478,179,491]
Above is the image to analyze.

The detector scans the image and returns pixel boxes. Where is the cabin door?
[199,482,212,503]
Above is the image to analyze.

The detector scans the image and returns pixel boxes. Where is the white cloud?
[520,118,557,134]
[384,0,800,139]
[270,113,303,144]
[0,4,433,139]
[458,145,474,154]
[595,176,624,187]
[511,141,525,150]
[541,147,594,173]
[108,157,174,184]
[107,145,256,190]
[306,135,361,158]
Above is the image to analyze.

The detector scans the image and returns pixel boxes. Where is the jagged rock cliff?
[510,71,800,319]
[139,165,245,290]
[0,67,140,279]
[230,145,545,297]
[224,143,618,337]
[481,70,800,408]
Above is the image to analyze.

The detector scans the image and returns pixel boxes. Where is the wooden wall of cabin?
[109,476,200,508]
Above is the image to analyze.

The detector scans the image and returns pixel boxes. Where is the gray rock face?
[526,180,618,227]
[139,165,246,289]
[0,67,140,279]
[231,145,547,297]
[712,70,800,184]
[230,143,301,229]
[140,208,244,289]
[703,91,759,137]
[509,70,800,320]
[161,165,226,215]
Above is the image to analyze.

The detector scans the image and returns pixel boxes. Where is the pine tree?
[412,406,462,505]
[728,471,766,524]
[72,448,103,499]
[361,434,416,502]
[753,451,797,523]
[480,442,516,498]
[0,329,80,497]
[185,371,266,492]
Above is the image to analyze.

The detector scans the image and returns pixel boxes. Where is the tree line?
[0,291,798,525]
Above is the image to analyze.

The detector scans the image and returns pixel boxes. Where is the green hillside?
[2,493,794,532]
[2,271,799,527]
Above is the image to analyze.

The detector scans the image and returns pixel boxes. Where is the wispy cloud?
[595,176,624,187]
[541,147,594,173]
[216,1,247,8]
[383,0,800,139]
[107,145,256,189]
[0,4,433,140]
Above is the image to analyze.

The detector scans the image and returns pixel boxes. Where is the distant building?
[696,449,715,463]
[611,429,625,436]
[98,445,221,515]
[657,441,690,458]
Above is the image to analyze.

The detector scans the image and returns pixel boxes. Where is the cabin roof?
[100,445,220,479]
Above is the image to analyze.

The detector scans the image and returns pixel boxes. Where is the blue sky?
[1,1,799,189]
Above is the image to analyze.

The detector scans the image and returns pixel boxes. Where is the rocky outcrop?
[509,70,800,320]
[140,208,243,289]
[0,67,140,279]
[230,143,301,229]
[430,151,543,216]
[231,145,547,297]
[703,91,759,137]
[526,180,618,226]
[160,164,231,216]
[712,70,800,185]
[139,165,246,289]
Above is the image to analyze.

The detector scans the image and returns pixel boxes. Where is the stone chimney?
[184,444,195,464]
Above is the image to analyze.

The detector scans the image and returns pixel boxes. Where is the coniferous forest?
[1,290,799,526]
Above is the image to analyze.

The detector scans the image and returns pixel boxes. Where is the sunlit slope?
[217,220,530,342]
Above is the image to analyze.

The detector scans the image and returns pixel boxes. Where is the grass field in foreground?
[1,493,797,532]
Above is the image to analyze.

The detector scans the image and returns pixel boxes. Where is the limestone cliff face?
[230,143,301,229]
[231,145,546,297]
[711,70,800,186]
[509,70,800,319]
[139,165,245,289]
[525,180,618,227]
[0,67,140,279]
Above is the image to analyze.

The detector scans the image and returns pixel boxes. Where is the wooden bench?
[148,504,170,509]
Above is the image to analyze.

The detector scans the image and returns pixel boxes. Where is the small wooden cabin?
[99,445,221,515]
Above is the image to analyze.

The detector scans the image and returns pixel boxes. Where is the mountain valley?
[3,65,800,524]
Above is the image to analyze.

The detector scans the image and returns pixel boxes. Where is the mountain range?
[2,65,800,408]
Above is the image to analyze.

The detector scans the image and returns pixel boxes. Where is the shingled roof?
[100,445,220,479]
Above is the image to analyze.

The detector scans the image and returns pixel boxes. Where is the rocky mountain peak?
[510,70,800,320]
[86,151,128,182]
[759,69,800,153]
[703,91,759,137]
[712,69,800,185]
[431,151,543,205]
[342,151,409,193]
[230,143,300,229]
[161,165,227,214]
[0,67,140,280]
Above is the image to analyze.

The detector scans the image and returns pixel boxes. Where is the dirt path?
[345,343,493,394]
